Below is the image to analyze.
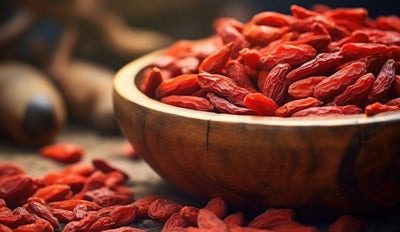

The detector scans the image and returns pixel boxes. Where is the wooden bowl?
[113,51,400,214]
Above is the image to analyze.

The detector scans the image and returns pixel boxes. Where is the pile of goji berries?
[139,5,400,117]
[0,157,364,232]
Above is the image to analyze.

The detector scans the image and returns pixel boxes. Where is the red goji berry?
[244,93,278,116]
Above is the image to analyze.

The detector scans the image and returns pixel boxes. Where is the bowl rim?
[114,50,400,127]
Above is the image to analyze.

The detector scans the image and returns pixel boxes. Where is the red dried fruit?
[328,215,365,232]
[207,93,256,115]
[43,172,86,193]
[314,61,366,100]
[162,212,189,232]
[148,199,183,222]
[340,43,388,59]
[155,74,200,99]
[288,76,325,99]
[198,73,251,106]
[88,216,115,232]
[62,214,98,232]
[276,97,323,117]
[260,63,291,105]
[243,93,278,116]
[49,208,75,222]
[386,97,400,107]
[39,143,83,163]
[292,106,345,117]
[32,184,72,202]
[26,198,59,228]
[333,73,375,106]
[132,195,160,218]
[251,11,293,27]
[365,102,400,116]
[48,199,101,211]
[13,219,53,232]
[123,142,139,159]
[139,67,163,98]
[286,52,343,82]
[92,158,129,180]
[63,163,95,177]
[367,59,396,103]
[203,197,227,219]
[161,95,215,112]
[197,209,228,232]
[226,60,257,92]
[198,42,233,73]
[0,224,12,232]
[0,163,25,177]
[103,227,146,232]
[223,212,244,228]
[261,44,316,70]
[179,206,199,226]
[243,24,290,47]
[248,208,295,229]
[110,204,138,226]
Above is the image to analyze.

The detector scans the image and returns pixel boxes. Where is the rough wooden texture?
[114,51,400,215]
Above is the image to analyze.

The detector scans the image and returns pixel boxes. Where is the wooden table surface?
[1,125,400,231]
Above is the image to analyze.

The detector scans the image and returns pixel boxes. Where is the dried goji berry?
[340,43,388,59]
[62,214,98,232]
[39,143,83,163]
[333,73,375,106]
[260,63,291,105]
[0,163,25,177]
[251,11,293,27]
[198,73,251,106]
[365,102,400,116]
[162,212,189,232]
[288,76,325,99]
[243,93,278,116]
[286,52,343,82]
[139,67,163,98]
[13,219,53,232]
[226,60,257,92]
[197,209,228,232]
[148,199,183,222]
[0,224,12,232]
[386,97,400,107]
[367,59,396,103]
[314,61,366,100]
[26,198,59,228]
[92,158,129,180]
[292,106,345,117]
[155,74,200,99]
[179,206,199,226]
[48,199,101,211]
[132,195,160,218]
[207,93,256,115]
[103,227,146,232]
[243,24,290,47]
[198,42,233,74]
[248,208,295,229]
[161,95,215,112]
[261,44,316,70]
[276,97,323,117]
[32,184,72,202]
[88,216,115,232]
[223,212,244,228]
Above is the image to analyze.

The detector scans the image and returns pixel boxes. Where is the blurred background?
[1,0,400,145]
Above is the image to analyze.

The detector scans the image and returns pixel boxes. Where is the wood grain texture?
[113,51,400,213]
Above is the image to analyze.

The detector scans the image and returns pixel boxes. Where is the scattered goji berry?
[39,143,83,163]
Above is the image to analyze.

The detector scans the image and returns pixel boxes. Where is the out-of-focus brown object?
[49,26,118,132]
[0,62,65,145]
[13,0,172,57]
